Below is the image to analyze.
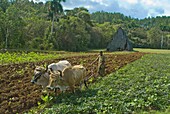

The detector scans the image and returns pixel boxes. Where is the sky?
[35,0,170,19]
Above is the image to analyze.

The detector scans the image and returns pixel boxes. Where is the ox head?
[31,66,48,85]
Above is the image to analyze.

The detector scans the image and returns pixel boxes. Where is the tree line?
[0,0,170,51]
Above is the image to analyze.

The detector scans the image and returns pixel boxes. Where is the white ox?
[47,65,88,93]
[31,60,71,90]
[47,60,71,72]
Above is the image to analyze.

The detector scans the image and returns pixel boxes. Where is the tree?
[48,0,66,35]
[88,27,103,49]
[77,10,91,24]
[0,8,5,48]
[97,22,116,48]
[5,5,26,49]
[147,27,162,48]
[0,0,10,12]
[54,16,90,51]
[65,7,92,25]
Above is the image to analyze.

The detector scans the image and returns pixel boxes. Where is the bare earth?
[0,52,145,114]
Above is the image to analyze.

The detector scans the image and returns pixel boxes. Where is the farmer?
[91,51,105,77]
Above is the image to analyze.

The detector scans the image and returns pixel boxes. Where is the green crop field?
[0,50,134,65]
[0,51,90,65]
[134,48,170,54]
[28,52,170,114]
[0,52,61,65]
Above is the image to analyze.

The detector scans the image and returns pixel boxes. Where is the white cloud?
[138,0,170,17]
[141,0,156,6]
[156,0,170,16]
[163,7,170,16]
[112,0,170,18]
[90,0,109,6]
[91,0,105,3]
[38,0,170,19]
[123,0,138,4]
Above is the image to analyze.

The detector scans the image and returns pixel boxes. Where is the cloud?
[120,3,148,19]
[38,0,170,19]
[148,8,164,17]
[62,0,120,13]
[122,0,139,4]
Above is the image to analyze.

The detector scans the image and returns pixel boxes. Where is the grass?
[134,48,170,53]
[27,53,170,114]
[90,48,170,54]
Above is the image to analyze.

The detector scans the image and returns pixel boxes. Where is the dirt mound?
[0,52,145,114]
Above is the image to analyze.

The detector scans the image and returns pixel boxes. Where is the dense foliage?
[0,0,170,51]
[30,54,170,113]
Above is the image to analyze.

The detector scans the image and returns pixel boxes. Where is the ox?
[47,60,71,72]
[47,65,88,93]
[31,60,71,90]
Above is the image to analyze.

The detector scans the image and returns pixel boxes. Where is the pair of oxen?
[31,60,88,93]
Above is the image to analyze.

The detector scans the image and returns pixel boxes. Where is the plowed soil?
[0,52,146,114]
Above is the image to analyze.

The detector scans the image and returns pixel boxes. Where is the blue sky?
[34,0,170,19]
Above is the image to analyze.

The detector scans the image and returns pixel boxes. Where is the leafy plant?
[41,95,54,103]
[0,52,60,65]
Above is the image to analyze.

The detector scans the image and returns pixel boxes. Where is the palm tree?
[49,0,66,35]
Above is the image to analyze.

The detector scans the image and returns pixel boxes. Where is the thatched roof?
[107,27,133,51]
